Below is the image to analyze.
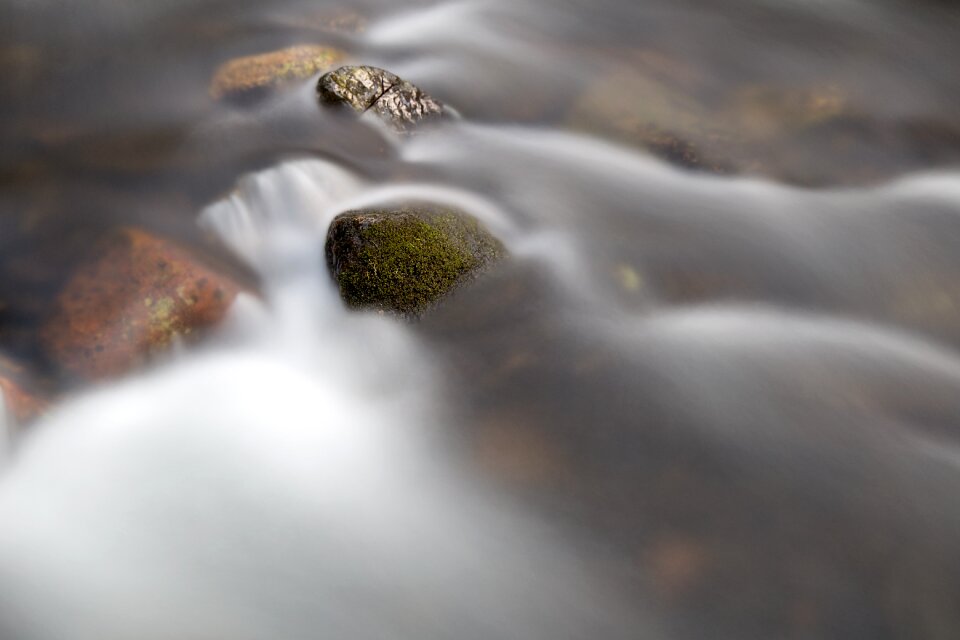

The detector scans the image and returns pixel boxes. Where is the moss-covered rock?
[210,45,345,102]
[317,65,444,133]
[325,206,505,316]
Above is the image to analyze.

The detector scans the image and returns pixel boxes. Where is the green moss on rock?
[325,206,505,315]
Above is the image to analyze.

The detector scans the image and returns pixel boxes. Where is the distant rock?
[317,65,444,133]
[210,45,345,102]
[40,228,244,380]
[325,205,504,316]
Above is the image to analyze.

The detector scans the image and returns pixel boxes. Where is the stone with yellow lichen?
[210,45,346,102]
[39,228,243,380]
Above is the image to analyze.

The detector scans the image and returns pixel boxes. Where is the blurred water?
[0,157,643,640]
[2,0,960,639]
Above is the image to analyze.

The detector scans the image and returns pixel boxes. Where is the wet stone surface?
[317,65,445,133]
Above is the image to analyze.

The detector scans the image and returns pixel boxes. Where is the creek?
[2,1,960,638]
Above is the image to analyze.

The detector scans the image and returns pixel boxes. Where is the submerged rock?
[567,57,740,174]
[567,48,960,185]
[210,45,345,102]
[40,228,243,380]
[317,65,444,133]
[325,205,504,316]
[302,8,367,33]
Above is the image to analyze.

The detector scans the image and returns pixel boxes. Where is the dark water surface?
[3,1,960,639]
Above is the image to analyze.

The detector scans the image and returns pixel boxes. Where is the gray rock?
[317,65,444,133]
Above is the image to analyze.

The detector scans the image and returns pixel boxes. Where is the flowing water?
[2,1,960,639]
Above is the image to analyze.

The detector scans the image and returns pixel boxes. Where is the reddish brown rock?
[40,228,242,380]
[0,355,47,423]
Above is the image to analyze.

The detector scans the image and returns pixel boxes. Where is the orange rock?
[40,228,242,380]
[209,44,346,101]
[0,355,47,423]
